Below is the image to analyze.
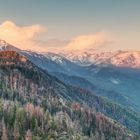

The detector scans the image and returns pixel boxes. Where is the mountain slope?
[21,50,86,76]
[27,51,140,112]
[0,50,139,139]
[0,39,20,51]
[24,50,140,112]
[51,71,136,109]
[0,40,140,136]
[0,51,139,137]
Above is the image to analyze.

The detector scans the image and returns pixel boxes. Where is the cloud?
[36,38,69,50]
[0,20,46,51]
[64,32,111,51]
[40,32,112,52]
[0,20,111,52]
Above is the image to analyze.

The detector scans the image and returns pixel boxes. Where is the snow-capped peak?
[0,39,9,49]
[61,50,140,68]
[0,39,20,51]
[42,52,68,65]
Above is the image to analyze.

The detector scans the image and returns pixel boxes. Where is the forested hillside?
[0,51,139,140]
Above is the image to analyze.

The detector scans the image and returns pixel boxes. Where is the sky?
[0,0,140,52]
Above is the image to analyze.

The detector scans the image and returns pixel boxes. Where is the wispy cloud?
[0,20,112,52]
[64,32,112,51]
[41,32,112,52]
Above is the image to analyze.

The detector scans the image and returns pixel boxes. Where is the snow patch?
[110,78,120,85]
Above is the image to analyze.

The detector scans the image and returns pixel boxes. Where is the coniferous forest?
[0,51,139,140]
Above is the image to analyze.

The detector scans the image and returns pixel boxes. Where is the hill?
[0,51,139,139]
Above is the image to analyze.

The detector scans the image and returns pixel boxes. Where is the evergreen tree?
[25,129,32,140]
[2,121,8,140]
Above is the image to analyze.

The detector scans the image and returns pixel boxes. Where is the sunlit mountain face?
[61,50,140,68]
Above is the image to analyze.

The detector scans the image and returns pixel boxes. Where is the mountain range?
[61,50,140,68]
[0,39,140,139]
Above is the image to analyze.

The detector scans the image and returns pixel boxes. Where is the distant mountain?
[0,50,139,139]
[21,51,84,75]
[0,40,86,76]
[62,50,140,68]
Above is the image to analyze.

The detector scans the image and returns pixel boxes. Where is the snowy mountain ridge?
[0,39,20,51]
[1,39,140,68]
[61,50,140,68]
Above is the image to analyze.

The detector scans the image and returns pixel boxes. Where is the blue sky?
[0,0,140,51]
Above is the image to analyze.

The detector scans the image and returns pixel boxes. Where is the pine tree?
[2,121,8,140]
[13,121,20,140]
[25,129,32,140]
